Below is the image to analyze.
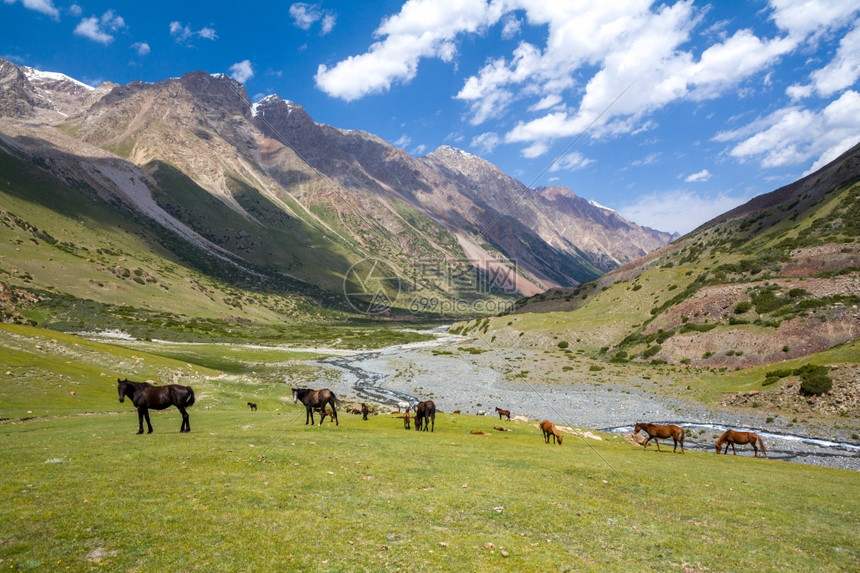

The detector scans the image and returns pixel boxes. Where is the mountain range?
[0,58,674,320]
[0,57,858,415]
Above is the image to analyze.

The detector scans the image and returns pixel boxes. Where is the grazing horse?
[414,400,436,432]
[539,420,563,445]
[247,402,257,411]
[715,430,767,457]
[495,407,511,420]
[117,378,195,434]
[292,387,342,426]
[403,411,411,430]
[397,401,411,413]
[633,422,685,453]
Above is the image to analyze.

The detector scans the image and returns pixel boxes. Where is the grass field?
[1,324,858,572]
[1,403,858,572]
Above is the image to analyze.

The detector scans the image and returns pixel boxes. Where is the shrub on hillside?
[752,288,788,314]
[766,368,793,378]
[795,364,833,395]
[610,350,628,363]
[642,345,660,358]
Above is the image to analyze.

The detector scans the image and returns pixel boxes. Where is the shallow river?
[311,332,860,471]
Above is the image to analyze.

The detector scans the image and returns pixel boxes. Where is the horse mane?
[118,378,154,393]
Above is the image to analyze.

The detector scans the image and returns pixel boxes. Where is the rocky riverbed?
[311,334,860,472]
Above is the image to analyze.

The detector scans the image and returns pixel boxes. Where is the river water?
[310,331,860,471]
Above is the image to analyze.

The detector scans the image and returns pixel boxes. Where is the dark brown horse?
[495,407,511,420]
[539,420,563,445]
[117,378,195,434]
[292,387,342,426]
[414,400,436,432]
[633,422,685,453]
[715,430,767,457]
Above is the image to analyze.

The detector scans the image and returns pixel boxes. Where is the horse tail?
[184,387,196,408]
[758,435,767,457]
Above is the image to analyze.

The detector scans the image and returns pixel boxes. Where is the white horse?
[397,401,411,413]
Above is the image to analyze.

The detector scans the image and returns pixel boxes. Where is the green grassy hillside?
[449,158,859,427]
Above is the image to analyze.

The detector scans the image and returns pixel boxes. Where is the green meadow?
[1,324,858,572]
[2,403,858,571]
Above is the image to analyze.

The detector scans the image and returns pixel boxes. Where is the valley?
[1,7,859,569]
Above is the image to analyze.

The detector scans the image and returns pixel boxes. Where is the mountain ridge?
[1,58,675,318]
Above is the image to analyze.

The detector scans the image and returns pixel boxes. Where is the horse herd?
[633,422,767,457]
[116,379,768,457]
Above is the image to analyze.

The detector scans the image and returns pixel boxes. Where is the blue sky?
[3,0,859,234]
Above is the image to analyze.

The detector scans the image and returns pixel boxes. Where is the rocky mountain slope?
[0,58,673,324]
[466,142,858,387]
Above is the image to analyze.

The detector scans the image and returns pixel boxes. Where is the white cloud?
[170,21,218,44]
[492,4,796,154]
[289,3,336,35]
[501,14,521,40]
[767,0,859,39]
[393,134,411,148]
[315,0,498,101]
[321,13,336,35]
[5,0,59,20]
[632,152,660,167]
[74,10,126,45]
[804,23,860,97]
[197,26,217,40]
[229,60,254,84]
[470,131,500,154]
[68,3,80,17]
[131,41,150,56]
[549,151,594,172]
[312,0,858,172]
[529,94,563,113]
[685,169,712,182]
[717,90,860,171]
[618,189,750,234]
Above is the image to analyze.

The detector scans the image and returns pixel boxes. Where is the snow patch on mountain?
[23,67,94,91]
[588,199,615,212]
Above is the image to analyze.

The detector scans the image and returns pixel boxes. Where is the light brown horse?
[539,420,563,445]
[715,430,767,457]
[633,422,685,453]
